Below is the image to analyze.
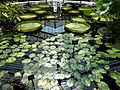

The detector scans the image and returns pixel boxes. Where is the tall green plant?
[0,2,24,31]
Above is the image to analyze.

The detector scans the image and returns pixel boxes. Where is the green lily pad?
[71,17,86,23]
[15,21,42,32]
[0,61,6,67]
[20,13,37,20]
[78,7,93,11]
[65,23,90,33]
[98,82,110,90]
[6,57,16,63]
[45,15,57,20]
[35,10,47,15]
[22,59,31,64]
[27,7,40,12]
[68,10,79,14]
[61,6,72,11]
[37,4,52,9]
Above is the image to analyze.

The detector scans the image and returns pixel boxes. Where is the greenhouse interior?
[0,0,120,90]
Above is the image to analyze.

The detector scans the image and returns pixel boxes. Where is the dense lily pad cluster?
[21,33,120,90]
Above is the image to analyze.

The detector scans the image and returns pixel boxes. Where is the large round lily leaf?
[27,7,40,12]
[68,10,79,14]
[65,23,90,33]
[61,6,72,11]
[20,13,37,20]
[35,10,47,15]
[45,15,57,20]
[15,21,42,32]
[37,4,52,9]
[71,17,87,23]
[78,7,93,11]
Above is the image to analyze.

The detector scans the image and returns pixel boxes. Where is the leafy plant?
[0,2,24,31]
[21,33,120,90]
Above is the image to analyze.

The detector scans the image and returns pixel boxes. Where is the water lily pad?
[37,4,52,9]
[0,61,6,67]
[45,15,57,20]
[61,6,72,11]
[27,7,40,12]
[78,7,93,11]
[22,59,31,64]
[20,13,37,20]
[65,23,90,33]
[6,57,16,63]
[98,82,110,90]
[35,10,47,15]
[15,21,42,32]
[71,17,86,23]
[68,10,79,14]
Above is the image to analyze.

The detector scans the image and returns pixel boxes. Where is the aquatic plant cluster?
[0,0,120,90]
[0,32,120,90]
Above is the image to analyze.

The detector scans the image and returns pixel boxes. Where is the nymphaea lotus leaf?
[15,21,42,32]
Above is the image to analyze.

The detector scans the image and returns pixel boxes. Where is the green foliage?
[0,2,24,30]
[20,33,120,89]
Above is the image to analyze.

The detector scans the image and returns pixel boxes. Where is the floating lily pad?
[6,57,16,63]
[0,61,6,67]
[78,7,93,11]
[35,10,47,15]
[15,21,42,32]
[65,23,90,33]
[20,13,37,20]
[22,59,31,64]
[61,6,72,11]
[27,7,40,12]
[71,17,86,23]
[45,15,57,20]
[37,4,52,9]
[68,10,79,14]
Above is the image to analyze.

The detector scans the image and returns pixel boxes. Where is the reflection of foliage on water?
[21,33,120,90]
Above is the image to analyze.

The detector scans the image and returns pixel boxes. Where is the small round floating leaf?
[6,57,16,63]
[61,6,72,11]
[22,59,31,64]
[20,13,37,20]
[17,52,25,57]
[35,10,47,15]
[71,17,87,23]
[78,7,93,11]
[68,10,79,14]
[27,7,40,12]
[45,15,57,20]
[15,21,42,32]
[0,61,6,67]
[65,23,90,33]
[98,82,110,90]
